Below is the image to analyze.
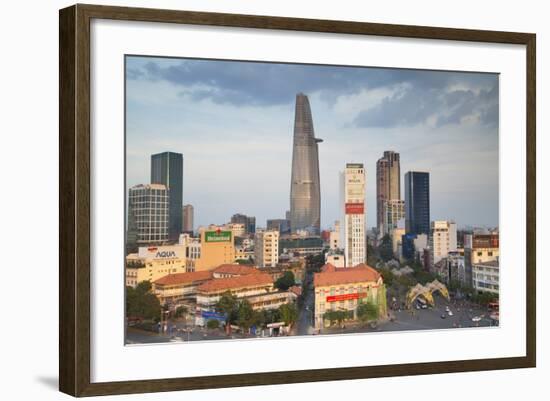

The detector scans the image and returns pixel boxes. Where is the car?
[448,311,454,316]
[472,316,482,322]
[440,314,447,319]
[421,304,428,309]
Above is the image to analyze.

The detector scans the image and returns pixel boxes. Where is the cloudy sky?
[125,56,499,230]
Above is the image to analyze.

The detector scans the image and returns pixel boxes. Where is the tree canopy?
[275,270,295,291]
[126,281,161,321]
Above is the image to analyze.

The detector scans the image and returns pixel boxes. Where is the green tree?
[275,271,295,291]
[378,234,394,262]
[206,319,220,330]
[379,267,395,287]
[126,281,161,321]
[278,303,298,326]
[215,291,238,324]
[357,302,379,324]
[237,299,254,330]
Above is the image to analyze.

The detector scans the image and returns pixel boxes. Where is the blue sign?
[201,311,227,321]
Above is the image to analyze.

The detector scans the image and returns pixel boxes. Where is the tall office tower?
[289,93,323,235]
[404,171,430,235]
[376,151,401,235]
[151,151,183,241]
[429,220,458,266]
[254,230,280,268]
[127,184,169,247]
[341,163,366,267]
[230,213,256,234]
[182,204,194,233]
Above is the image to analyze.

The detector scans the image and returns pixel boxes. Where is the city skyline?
[126,56,499,230]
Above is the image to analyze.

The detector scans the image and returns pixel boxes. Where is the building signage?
[326,292,367,302]
[205,230,232,243]
[201,311,227,321]
[155,251,176,258]
[345,202,364,215]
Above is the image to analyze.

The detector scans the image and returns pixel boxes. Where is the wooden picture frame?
[59,3,536,397]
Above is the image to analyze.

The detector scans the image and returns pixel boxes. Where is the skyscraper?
[230,213,256,234]
[182,204,194,233]
[404,171,430,235]
[376,151,401,235]
[290,93,322,234]
[341,163,366,266]
[127,183,169,247]
[151,152,183,241]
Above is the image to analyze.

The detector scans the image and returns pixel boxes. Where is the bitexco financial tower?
[289,93,323,235]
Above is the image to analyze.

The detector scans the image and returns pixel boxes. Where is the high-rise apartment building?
[290,93,322,235]
[182,204,194,233]
[404,171,430,235]
[376,151,400,235]
[127,184,169,247]
[429,220,457,266]
[151,152,183,241]
[341,163,366,267]
[254,230,280,268]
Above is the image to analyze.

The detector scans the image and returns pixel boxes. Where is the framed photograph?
[59,4,536,397]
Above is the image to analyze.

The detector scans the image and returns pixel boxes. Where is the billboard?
[138,245,185,259]
[345,202,364,215]
[204,230,232,243]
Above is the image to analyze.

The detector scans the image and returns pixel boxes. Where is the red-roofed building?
[313,263,387,329]
[152,271,213,305]
[212,264,259,278]
[195,273,297,324]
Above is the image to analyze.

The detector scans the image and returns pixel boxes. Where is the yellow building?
[313,263,387,329]
[126,243,188,284]
[194,229,235,271]
[254,230,279,268]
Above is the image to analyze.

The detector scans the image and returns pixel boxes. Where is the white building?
[430,220,457,266]
[472,260,499,294]
[254,230,280,268]
[341,163,366,267]
[325,251,346,268]
[329,220,341,250]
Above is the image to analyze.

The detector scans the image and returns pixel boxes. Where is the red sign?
[326,292,366,302]
[147,247,158,252]
[345,203,364,214]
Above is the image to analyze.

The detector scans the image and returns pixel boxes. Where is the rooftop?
[212,264,259,275]
[153,271,213,286]
[314,263,381,287]
[197,273,273,293]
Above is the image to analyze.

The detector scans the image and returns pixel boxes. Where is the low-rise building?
[194,273,297,325]
[152,271,213,305]
[325,249,346,268]
[472,260,499,294]
[279,235,324,257]
[313,263,387,329]
[212,264,259,278]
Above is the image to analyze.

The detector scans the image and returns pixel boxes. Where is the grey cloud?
[354,83,498,128]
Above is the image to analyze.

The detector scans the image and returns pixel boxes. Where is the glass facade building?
[127,184,169,247]
[289,93,322,234]
[404,171,430,235]
[151,151,183,241]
